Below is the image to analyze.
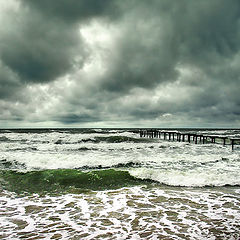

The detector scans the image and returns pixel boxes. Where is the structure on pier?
[139,130,240,150]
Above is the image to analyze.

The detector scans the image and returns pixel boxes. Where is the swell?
[0,136,11,142]
[0,169,153,194]
[0,129,124,134]
[79,136,155,144]
[56,136,154,144]
[0,135,154,145]
[78,161,143,170]
[0,159,26,170]
[1,168,238,195]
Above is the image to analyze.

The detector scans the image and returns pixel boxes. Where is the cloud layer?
[0,0,240,127]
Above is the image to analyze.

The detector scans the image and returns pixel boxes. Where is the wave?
[1,165,239,195]
[0,128,126,134]
[129,167,240,188]
[7,147,38,152]
[0,135,152,145]
[0,159,26,170]
[84,136,155,143]
[0,169,152,194]
[76,147,98,151]
[78,161,142,170]
[0,136,10,142]
[52,136,155,145]
[66,147,147,152]
[0,137,30,143]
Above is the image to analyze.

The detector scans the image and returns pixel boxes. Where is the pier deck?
[139,130,240,150]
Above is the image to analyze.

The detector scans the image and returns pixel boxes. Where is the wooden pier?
[139,130,240,150]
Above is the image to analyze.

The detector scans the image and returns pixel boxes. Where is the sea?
[0,128,240,239]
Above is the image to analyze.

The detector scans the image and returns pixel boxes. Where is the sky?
[0,0,240,128]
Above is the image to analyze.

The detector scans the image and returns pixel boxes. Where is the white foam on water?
[2,185,240,239]
[129,165,240,187]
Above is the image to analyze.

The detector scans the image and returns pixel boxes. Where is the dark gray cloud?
[0,0,120,85]
[100,2,180,92]
[0,3,87,84]
[53,113,100,124]
[24,0,119,23]
[0,0,240,127]
[0,61,21,100]
[100,0,240,92]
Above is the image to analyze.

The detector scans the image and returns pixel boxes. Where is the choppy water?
[0,128,240,239]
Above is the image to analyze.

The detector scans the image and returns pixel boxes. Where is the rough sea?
[0,128,240,239]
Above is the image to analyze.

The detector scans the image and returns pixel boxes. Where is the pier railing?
[139,130,240,150]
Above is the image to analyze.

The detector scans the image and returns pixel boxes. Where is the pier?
[139,130,240,150]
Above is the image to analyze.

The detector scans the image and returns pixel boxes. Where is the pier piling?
[139,129,239,151]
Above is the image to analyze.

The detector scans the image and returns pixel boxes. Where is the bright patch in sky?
[79,21,118,75]
[80,21,114,47]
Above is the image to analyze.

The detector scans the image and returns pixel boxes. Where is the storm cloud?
[0,0,240,127]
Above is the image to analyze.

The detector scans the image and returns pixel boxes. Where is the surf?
[0,169,153,194]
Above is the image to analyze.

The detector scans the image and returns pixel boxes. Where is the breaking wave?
[0,169,152,194]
